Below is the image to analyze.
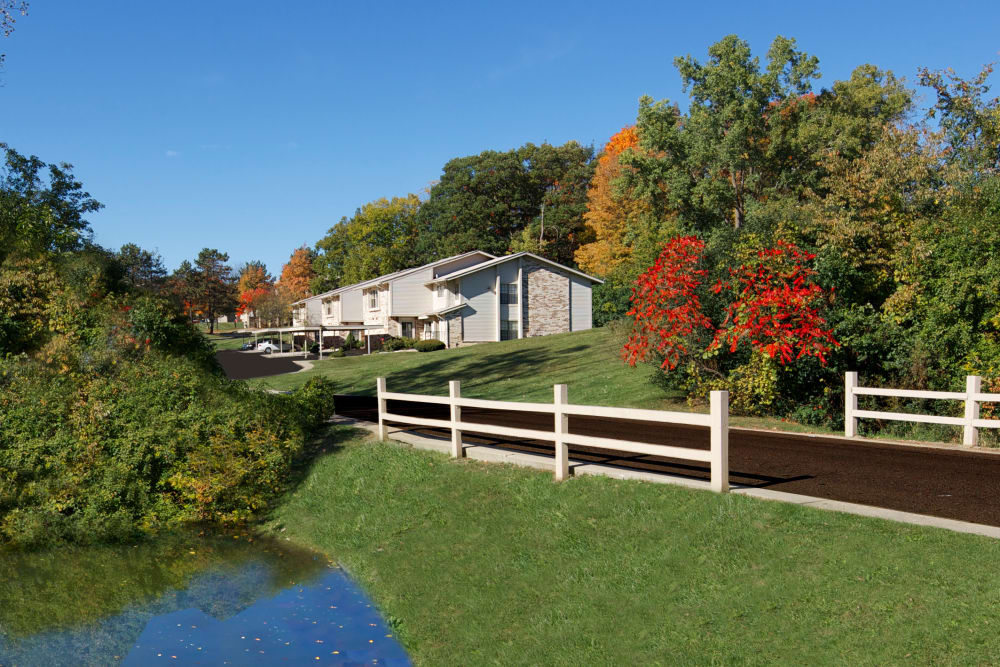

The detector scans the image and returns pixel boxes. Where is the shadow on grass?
[354,345,590,397]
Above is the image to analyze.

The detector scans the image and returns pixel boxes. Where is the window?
[500,319,518,341]
[423,322,433,339]
[500,283,518,305]
[436,284,445,298]
[368,291,378,309]
[401,321,414,338]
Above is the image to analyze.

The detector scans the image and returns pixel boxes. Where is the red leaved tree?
[623,236,837,372]
[622,236,714,370]
[711,241,838,364]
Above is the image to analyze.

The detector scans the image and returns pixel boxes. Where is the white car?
[256,340,291,354]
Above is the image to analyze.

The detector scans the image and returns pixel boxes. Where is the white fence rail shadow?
[845,372,1000,445]
[376,377,731,492]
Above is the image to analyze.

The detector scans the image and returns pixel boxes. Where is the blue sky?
[1,1,997,276]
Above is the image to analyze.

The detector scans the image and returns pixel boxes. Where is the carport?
[248,325,382,358]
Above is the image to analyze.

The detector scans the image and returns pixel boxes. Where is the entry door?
[401,321,414,338]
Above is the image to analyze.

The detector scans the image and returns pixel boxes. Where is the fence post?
[964,375,981,446]
[553,384,569,481]
[710,390,729,493]
[376,377,388,440]
[450,380,464,458]
[845,372,858,438]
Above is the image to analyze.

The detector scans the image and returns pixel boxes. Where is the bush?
[309,342,320,354]
[0,344,336,549]
[381,336,417,352]
[414,339,445,352]
[344,332,357,350]
[330,349,345,358]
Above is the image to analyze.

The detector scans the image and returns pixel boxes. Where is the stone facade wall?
[523,258,570,337]
[445,311,463,348]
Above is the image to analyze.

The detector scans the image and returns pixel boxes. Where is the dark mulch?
[216,350,303,380]
[335,395,1000,528]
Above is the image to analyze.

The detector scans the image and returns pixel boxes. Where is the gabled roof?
[424,252,604,286]
[292,250,495,305]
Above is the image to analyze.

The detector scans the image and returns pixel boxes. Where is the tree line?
[297,34,1000,438]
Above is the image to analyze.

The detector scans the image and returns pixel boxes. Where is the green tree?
[0,144,103,264]
[313,194,421,289]
[115,243,167,293]
[185,249,237,334]
[416,142,594,264]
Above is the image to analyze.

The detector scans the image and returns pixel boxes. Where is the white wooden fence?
[376,378,731,492]
[845,372,1000,445]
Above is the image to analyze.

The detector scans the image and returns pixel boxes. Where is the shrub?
[381,336,417,352]
[0,345,336,549]
[414,339,445,352]
[309,342,320,354]
[330,349,345,358]
[344,332,357,350]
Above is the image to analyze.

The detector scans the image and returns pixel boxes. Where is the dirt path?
[333,394,1000,527]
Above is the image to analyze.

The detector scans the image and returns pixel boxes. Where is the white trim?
[425,252,604,286]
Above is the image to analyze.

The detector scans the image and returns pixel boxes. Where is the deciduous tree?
[278,246,315,302]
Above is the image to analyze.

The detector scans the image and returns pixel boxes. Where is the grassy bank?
[254,327,837,434]
[271,425,1000,664]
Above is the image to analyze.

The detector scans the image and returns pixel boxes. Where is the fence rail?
[376,378,731,492]
[845,372,1000,445]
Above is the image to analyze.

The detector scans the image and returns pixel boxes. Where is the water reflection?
[0,533,409,666]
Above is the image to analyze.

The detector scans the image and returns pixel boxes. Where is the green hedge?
[414,339,445,352]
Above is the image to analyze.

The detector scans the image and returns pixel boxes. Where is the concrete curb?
[330,416,1000,540]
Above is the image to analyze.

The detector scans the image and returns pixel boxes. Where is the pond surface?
[0,533,409,666]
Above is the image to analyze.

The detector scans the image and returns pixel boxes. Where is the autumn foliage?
[622,236,712,370]
[574,126,649,275]
[623,236,837,373]
[279,246,316,301]
[711,242,839,365]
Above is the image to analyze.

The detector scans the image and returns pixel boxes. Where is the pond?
[0,532,410,666]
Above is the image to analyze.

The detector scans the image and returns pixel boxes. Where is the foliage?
[0,1,27,69]
[711,241,838,365]
[278,246,315,301]
[344,332,358,350]
[0,338,336,548]
[623,236,837,414]
[574,126,657,276]
[114,243,166,293]
[414,339,445,352]
[381,336,417,352]
[236,260,272,294]
[312,195,421,292]
[0,143,102,264]
[416,142,594,265]
[622,236,712,370]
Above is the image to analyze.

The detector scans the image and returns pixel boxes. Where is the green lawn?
[255,327,838,434]
[206,331,254,351]
[271,426,1000,664]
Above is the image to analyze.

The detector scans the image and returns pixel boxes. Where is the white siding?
[341,288,363,322]
[498,261,518,283]
[460,268,497,341]
[390,267,433,316]
[434,252,493,278]
[570,276,592,332]
[306,299,322,325]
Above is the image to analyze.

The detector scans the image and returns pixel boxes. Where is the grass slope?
[256,327,835,433]
[272,426,1000,665]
